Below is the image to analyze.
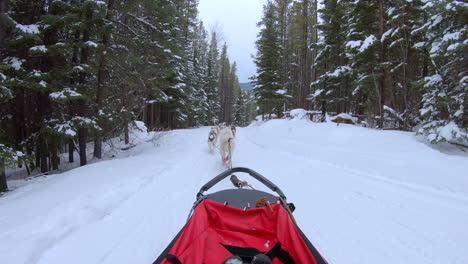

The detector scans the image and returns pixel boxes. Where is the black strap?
[166,254,182,264]
[266,243,295,264]
[223,244,262,257]
[224,243,296,264]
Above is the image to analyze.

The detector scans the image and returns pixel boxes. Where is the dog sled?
[153,167,327,264]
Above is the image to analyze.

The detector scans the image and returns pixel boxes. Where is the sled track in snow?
[243,133,468,208]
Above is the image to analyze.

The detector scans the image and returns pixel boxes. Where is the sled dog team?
[208,123,236,168]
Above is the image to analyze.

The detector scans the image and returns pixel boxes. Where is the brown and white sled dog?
[207,126,219,153]
[218,126,236,168]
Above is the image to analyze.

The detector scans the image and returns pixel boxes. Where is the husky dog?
[218,122,227,130]
[207,126,219,153]
[231,125,237,137]
[218,126,236,168]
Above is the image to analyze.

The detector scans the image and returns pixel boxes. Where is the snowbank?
[290,108,308,119]
[5,121,156,181]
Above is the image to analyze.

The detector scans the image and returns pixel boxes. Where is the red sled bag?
[153,167,328,264]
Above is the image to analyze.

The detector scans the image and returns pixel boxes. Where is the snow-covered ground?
[1,119,468,264]
[6,121,154,182]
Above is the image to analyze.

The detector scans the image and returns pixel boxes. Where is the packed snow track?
[1,119,467,264]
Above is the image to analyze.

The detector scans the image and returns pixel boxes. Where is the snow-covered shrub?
[419,120,467,145]
[129,121,149,140]
[290,109,308,120]
[0,145,24,169]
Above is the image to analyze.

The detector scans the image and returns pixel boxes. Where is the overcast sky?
[198,0,266,83]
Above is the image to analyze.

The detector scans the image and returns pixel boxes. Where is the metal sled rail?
[196,167,286,200]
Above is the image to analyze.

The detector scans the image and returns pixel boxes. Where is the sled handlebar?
[196,167,286,200]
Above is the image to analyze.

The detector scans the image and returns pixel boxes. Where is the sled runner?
[153,167,327,264]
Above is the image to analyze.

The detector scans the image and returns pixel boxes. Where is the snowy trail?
[1,120,468,264]
[235,120,468,264]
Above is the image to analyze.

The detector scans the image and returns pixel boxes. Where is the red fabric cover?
[161,199,320,264]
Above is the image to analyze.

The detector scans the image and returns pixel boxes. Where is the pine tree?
[273,0,292,101]
[219,42,230,123]
[94,0,115,158]
[0,144,22,192]
[205,32,220,124]
[343,1,384,121]
[234,89,255,127]
[189,21,210,126]
[382,0,425,128]
[254,0,284,118]
[226,61,240,124]
[417,1,467,144]
[2,0,49,172]
[310,0,351,117]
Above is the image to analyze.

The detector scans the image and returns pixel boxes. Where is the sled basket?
[153,167,327,264]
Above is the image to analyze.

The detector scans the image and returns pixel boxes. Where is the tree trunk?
[378,0,386,128]
[51,150,59,170]
[26,146,34,171]
[94,0,114,159]
[39,133,48,173]
[77,7,91,166]
[35,140,40,169]
[35,91,49,173]
[50,140,59,170]
[68,139,74,163]
[300,0,310,109]
[310,0,318,97]
[94,136,102,159]
[48,152,51,171]
[279,0,290,96]
[124,123,129,145]
[144,104,149,129]
[13,87,25,153]
[321,100,327,122]
[0,159,8,192]
[149,104,154,129]
[78,126,87,166]
[422,48,429,78]
[0,0,9,58]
